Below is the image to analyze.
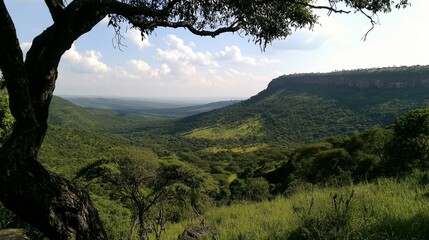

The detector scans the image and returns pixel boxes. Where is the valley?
[2,65,429,239]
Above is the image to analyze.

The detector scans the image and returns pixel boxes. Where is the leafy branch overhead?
[44,0,410,49]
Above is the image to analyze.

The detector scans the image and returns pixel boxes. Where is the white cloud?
[128,59,171,78]
[56,35,282,98]
[62,45,110,74]
[215,45,282,65]
[20,42,32,56]
[157,35,218,68]
[127,28,151,50]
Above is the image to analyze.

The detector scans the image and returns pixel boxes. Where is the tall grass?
[160,172,429,239]
[184,118,263,140]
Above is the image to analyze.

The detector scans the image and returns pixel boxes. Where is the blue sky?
[4,0,429,99]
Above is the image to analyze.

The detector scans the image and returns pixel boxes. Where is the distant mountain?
[171,65,429,147]
[64,96,240,117]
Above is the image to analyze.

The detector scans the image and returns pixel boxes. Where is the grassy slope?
[161,172,429,240]
[174,66,429,148]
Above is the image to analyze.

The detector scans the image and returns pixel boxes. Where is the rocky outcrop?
[177,226,212,240]
[268,65,429,90]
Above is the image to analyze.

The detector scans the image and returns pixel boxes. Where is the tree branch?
[130,19,241,38]
[303,3,351,15]
[44,0,65,22]
[0,0,35,124]
[358,8,378,41]
[66,0,160,19]
[290,0,351,15]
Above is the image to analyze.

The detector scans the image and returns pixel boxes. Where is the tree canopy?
[0,0,410,239]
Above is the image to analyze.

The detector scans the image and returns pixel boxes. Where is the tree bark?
[138,207,148,240]
[128,216,138,240]
[0,1,108,239]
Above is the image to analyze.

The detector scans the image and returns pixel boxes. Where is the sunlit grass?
[159,172,429,239]
[203,144,267,153]
[227,174,237,184]
[184,119,263,140]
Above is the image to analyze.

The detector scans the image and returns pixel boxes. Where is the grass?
[158,172,429,240]
[184,118,263,140]
[202,144,267,153]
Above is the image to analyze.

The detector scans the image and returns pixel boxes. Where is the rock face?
[268,65,429,90]
[0,229,30,240]
[177,226,211,240]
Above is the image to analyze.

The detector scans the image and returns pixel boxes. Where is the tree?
[386,107,429,173]
[78,155,215,240]
[0,0,410,238]
[84,155,160,240]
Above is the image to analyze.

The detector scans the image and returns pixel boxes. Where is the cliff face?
[268,65,429,90]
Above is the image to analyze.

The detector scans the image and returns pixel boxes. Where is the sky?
[4,0,429,99]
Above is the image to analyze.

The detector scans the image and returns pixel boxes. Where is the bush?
[289,190,355,240]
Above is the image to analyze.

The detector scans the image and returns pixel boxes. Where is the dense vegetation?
[1,66,429,239]
[160,173,429,239]
[174,65,429,147]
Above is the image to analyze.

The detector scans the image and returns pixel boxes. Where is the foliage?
[48,96,166,134]
[184,118,263,140]
[172,66,429,148]
[386,108,429,173]
[39,126,140,179]
[162,174,429,240]
[289,190,355,240]
[90,195,132,240]
[0,77,13,145]
[77,150,217,239]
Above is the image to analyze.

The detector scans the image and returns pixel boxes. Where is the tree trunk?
[128,216,138,240]
[0,1,109,239]
[138,210,148,240]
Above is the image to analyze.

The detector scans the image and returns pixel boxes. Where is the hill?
[172,65,429,147]
[48,96,172,134]
[64,96,240,117]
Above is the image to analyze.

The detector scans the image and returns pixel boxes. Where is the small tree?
[79,155,216,240]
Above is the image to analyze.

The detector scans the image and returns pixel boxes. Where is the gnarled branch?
[44,0,65,22]
[129,18,242,37]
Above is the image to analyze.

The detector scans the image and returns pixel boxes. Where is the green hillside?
[3,69,429,239]
[64,96,240,117]
[43,97,175,178]
[48,96,170,134]
[173,65,429,147]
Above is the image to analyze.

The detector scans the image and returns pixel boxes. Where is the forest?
[1,65,429,239]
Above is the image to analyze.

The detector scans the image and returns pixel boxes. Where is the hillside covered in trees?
[173,65,429,147]
[2,65,429,239]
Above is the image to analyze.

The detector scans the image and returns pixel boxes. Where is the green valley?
[2,65,429,239]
